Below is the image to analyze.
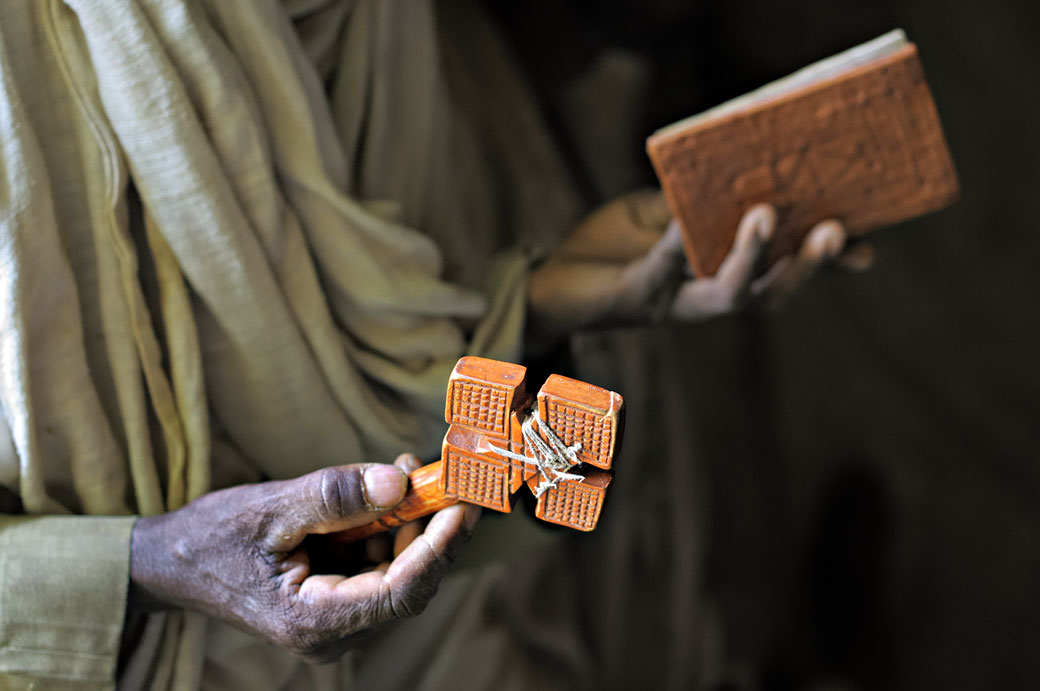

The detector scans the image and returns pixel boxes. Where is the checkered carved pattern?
[537,481,604,531]
[338,358,624,541]
[443,448,510,512]
[449,381,510,438]
[543,399,613,468]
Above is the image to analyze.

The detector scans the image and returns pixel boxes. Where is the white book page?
[652,29,909,138]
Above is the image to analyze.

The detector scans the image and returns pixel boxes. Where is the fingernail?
[394,452,423,474]
[809,224,842,258]
[363,465,407,509]
[755,207,776,241]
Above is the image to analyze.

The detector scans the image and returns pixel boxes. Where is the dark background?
[489,0,1040,688]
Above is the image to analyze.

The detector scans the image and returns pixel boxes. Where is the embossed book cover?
[647,30,960,277]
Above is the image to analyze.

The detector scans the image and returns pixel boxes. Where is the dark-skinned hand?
[528,190,874,343]
[128,454,477,663]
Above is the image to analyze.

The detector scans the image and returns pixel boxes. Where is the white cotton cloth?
[0,0,580,688]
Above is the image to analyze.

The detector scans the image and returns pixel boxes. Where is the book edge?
[648,29,909,142]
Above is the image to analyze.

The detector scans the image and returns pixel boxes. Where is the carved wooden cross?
[339,356,624,541]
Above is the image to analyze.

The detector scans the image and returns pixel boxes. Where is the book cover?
[647,30,960,277]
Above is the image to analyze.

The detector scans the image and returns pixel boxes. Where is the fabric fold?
[0,0,581,687]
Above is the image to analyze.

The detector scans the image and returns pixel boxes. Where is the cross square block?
[441,442,512,513]
[532,470,613,531]
[537,374,623,470]
[445,357,528,440]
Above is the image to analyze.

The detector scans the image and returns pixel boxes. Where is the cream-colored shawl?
[0,0,579,688]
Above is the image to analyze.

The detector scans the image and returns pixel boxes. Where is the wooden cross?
[338,356,624,541]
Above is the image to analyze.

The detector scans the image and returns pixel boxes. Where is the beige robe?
[0,0,582,688]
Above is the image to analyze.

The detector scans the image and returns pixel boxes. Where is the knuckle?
[386,540,447,620]
[315,466,365,519]
[442,525,475,564]
[390,582,435,620]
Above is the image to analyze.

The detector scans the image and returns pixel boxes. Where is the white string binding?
[489,410,584,497]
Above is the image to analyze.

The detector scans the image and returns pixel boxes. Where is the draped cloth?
[0,0,583,688]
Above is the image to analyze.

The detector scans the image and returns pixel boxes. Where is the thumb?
[617,220,688,321]
[269,464,408,551]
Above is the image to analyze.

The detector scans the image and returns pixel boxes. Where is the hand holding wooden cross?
[337,356,624,541]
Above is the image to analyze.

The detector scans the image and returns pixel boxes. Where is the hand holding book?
[527,190,866,342]
[647,30,958,277]
[528,30,955,338]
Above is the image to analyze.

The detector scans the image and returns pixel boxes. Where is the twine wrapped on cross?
[490,411,584,497]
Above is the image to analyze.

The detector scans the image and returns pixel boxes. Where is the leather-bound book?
[646,30,960,277]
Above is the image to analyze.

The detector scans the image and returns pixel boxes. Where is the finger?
[365,534,392,564]
[267,464,408,552]
[359,560,391,575]
[380,503,477,619]
[294,504,477,636]
[715,203,776,291]
[393,453,424,475]
[389,454,424,558]
[616,220,690,321]
[670,204,775,320]
[836,241,875,272]
[393,520,422,557]
[758,219,845,308]
[650,219,686,260]
[280,547,312,586]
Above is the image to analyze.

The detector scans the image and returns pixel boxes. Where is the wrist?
[127,514,179,613]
